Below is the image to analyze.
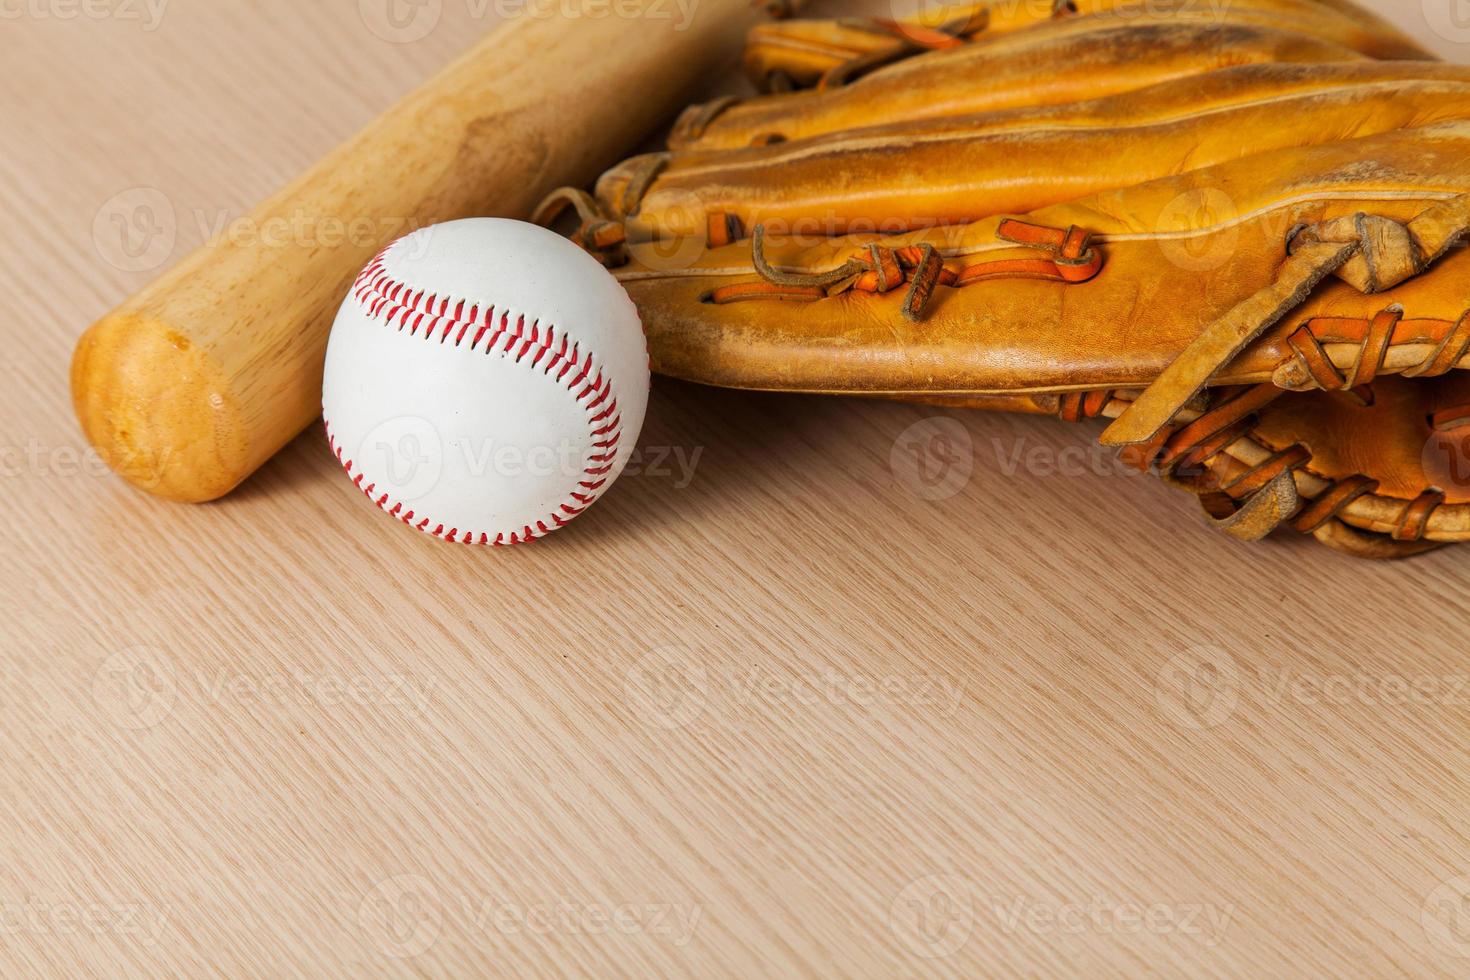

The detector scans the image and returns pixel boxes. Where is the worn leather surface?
[615,126,1470,394]
[740,0,1429,88]
[546,0,1470,556]
[1253,375,1470,505]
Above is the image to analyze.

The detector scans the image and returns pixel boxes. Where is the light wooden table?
[5,2,1470,976]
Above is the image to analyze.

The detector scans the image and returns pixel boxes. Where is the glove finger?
[1248,375,1470,544]
[1121,373,1470,556]
[685,21,1370,152]
[613,122,1470,396]
[741,1,990,92]
[604,69,1470,246]
[742,0,1428,91]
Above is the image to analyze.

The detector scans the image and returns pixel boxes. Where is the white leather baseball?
[322,218,649,545]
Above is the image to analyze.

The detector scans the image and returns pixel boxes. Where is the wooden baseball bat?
[73,0,767,503]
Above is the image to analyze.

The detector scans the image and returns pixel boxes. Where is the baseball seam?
[323,243,623,546]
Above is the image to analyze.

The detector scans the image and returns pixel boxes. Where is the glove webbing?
[1101,193,1470,448]
[1067,381,1460,556]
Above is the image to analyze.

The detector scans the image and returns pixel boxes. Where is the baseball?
[321,218,650,545]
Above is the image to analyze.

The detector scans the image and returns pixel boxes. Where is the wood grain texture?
[4,2,1470,976]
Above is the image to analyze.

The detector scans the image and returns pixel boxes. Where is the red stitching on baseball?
[326,240,627,546]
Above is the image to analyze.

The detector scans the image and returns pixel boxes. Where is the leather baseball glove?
[536,0,1470,558]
